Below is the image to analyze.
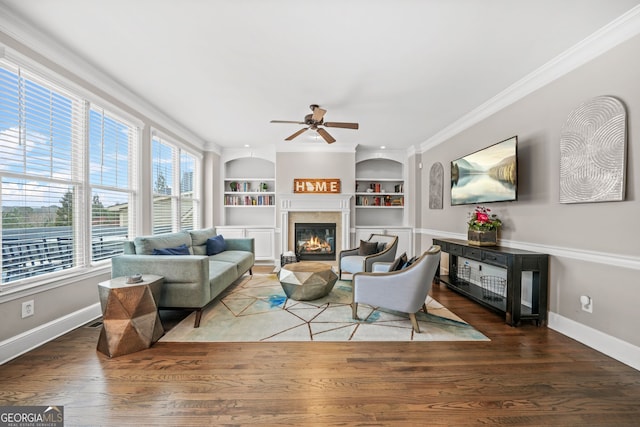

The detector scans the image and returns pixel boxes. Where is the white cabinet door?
[246,228,275,261]
[215,227,245,239]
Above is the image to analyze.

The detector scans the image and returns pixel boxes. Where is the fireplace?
[280,194,352,264]
[295,223,336,261]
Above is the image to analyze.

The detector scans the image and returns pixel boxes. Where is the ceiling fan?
[270,104,359,144]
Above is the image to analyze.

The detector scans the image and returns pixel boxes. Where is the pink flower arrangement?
[468,206,502,231]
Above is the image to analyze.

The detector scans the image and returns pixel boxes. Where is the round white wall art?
[559,95,627,203]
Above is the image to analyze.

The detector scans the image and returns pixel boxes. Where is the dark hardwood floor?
[1,268,639,426]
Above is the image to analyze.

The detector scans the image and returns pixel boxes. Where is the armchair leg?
[351,302,359,320]
[409,313,421,333]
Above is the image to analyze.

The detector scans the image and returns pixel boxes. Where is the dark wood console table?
[433,238,549,326]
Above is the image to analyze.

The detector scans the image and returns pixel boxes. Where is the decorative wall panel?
[559,96,626,203]
[429,162,443,209]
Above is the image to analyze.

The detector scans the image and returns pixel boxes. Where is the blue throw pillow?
[152,244,190,255]
[206,234,226,255]
[401,255,419,270]
[389,252,407,272]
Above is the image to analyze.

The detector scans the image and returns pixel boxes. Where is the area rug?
[160,274,489,342]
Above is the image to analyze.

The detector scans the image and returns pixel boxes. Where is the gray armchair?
[338,234,398,280]
[351,245,441,333]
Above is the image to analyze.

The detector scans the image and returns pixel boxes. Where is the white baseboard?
[0,303,102,365]
[548,311,640,371]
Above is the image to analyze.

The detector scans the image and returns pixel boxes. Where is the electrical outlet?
[21,300,34,318]
[580,295,593,313]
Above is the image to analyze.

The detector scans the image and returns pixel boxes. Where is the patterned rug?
[160,274,489,342]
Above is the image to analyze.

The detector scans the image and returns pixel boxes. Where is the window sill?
[0,263,111,303]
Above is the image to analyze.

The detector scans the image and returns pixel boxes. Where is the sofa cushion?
[209,260,241,298]
[359,240,378,256]
[206,235,227,255]
[134,231,192,255]
[210,250,254,274]
[152,244,190,255]
[122,241,136,254]
[189,228,217,255]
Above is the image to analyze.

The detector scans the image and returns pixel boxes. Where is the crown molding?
[419,5,640,153]
[0,3,208,150]
[204,141,223,155]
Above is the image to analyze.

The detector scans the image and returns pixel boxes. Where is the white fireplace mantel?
[279,194,353,257]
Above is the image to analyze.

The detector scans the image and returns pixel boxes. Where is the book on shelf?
[225,194,273,206]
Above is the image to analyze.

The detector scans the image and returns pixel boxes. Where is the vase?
[467,229,497,246]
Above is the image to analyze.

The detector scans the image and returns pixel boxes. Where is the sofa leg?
[249,268,253,276]
[194,309,203,328]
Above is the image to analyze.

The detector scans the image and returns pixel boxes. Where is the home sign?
[293,178,341,194]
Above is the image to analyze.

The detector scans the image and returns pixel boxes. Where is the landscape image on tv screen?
[451,136,517,206]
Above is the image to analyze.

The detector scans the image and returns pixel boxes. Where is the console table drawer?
[448,244,463,256]
[462,246,482,260]
[482,251,508,266]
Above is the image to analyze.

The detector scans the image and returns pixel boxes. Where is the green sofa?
[111,228,254,327]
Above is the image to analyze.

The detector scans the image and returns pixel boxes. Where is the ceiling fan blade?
[323,122,359,129]
[311,107,326,122]
[271,120,305,124]
[285,128,309,141]
[316,128,336,144]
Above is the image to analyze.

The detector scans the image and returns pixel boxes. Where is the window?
[152,135,199,234]
[0,59,138,287]
[89,107,137,262]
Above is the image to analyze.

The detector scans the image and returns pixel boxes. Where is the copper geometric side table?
[97,275,164,358]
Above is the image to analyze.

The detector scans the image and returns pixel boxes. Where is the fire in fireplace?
[295,223,336,261]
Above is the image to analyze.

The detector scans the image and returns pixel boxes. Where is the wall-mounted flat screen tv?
[451,136,518,206]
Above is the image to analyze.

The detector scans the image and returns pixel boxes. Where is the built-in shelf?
[355,158,405,226]
[219,157,276,256]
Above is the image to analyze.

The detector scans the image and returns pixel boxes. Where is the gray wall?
[276,151,356,195]
[419,34,640,347]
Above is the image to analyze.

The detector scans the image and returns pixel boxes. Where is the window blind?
[152,136,200,234]
[1,65,86,283]
[89,107,137,262]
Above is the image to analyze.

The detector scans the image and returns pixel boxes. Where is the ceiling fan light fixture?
[271,104,358,144]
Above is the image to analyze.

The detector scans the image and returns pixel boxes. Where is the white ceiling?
[1,0,639,152]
